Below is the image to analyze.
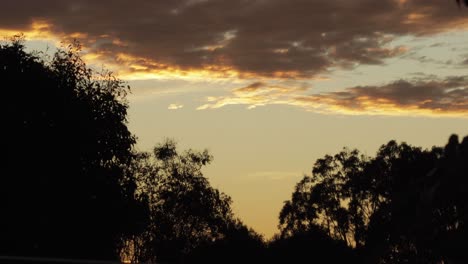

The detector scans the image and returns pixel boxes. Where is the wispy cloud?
[199,76,468,117]
[168,103,184,110]
[197,82,309,110]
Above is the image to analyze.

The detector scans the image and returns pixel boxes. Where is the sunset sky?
[2,0,467,237]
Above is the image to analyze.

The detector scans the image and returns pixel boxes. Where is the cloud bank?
[1,0,467,78]
[2,0,467,116]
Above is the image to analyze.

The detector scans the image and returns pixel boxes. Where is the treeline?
[1,38,467,264]
[278,135,468,263]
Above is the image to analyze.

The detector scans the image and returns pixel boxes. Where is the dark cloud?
[1,0,467,77]
[296,76,468,115]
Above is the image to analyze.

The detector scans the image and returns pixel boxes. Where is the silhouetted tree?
[362,141,442,263]
[0,36,146,261]
[279,148,369,247]
[186,219,265,264]
[280,135,467,263]
[267,226,359,264]
[415,135,468,264]
[124,140,242,263]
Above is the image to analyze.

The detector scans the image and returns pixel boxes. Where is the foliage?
[185,219,265,264]
[0,36,143,260]
[267,226,359,264]
[279,135,467,263]
[124,140,240,263]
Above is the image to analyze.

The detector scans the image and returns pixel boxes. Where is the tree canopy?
[123,139,263,263]
[0,37,144,260]
[279,135,468,263]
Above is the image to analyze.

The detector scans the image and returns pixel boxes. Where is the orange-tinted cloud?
[1,0,467,79]
[299,76,468,116]
[199,76,468,117]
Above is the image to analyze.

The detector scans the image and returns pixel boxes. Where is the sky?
[1,0,467,238]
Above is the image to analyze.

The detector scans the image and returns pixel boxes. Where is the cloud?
[1,0,467,79]
[168,103,184,110]
[298,76,468,116]
[199,76,468,117]
[197,82,308,110]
